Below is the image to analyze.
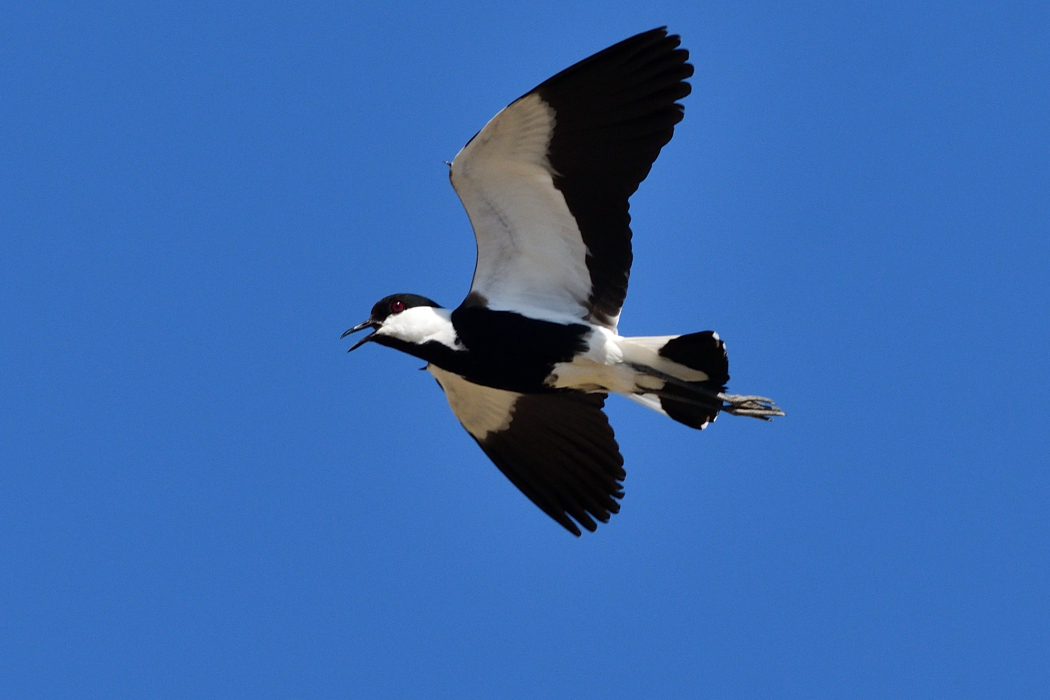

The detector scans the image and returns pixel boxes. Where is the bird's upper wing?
[430,367,625,536]
[449,27,693,329]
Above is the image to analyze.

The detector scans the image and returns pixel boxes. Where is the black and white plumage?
[344,28,783,536]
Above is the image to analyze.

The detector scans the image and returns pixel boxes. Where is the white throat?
[376,306,462,350]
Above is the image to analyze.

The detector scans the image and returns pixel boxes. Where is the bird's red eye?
[390,300,405,314]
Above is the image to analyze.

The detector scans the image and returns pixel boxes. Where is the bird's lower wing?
[430,367,625,536]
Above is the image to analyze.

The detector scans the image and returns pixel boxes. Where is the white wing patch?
[428,366,518,440]
[450,93,594,323]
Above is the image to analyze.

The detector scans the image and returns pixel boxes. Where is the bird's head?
[342,293,449,352]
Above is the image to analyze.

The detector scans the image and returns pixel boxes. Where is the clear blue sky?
[3,2,1048,697]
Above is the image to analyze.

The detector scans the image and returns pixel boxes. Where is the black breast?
[447,306,590,393]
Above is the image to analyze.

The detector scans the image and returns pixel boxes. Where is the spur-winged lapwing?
[344,27,783,536]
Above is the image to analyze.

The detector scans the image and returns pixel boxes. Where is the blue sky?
[2,1,1048,697]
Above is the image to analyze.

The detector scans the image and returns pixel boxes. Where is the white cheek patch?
[378,306,464,350]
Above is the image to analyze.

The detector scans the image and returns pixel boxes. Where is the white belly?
[546,327,711,395]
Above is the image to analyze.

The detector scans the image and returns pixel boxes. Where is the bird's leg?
[626,363,785,420]
[718,393,785,420]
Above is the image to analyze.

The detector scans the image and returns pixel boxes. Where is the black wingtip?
[559,517,584,538]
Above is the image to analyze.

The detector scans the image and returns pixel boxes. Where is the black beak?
[342,319,379,352]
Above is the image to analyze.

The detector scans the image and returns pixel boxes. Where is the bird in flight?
[344,27,783,536]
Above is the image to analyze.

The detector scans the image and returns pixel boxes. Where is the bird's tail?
[618,331,730,430]
[618,331,783,429]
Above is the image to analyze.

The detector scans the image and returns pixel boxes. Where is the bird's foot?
[719,393,785,420]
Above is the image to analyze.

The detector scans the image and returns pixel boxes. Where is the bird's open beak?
[342,319,379,352]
